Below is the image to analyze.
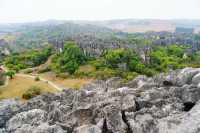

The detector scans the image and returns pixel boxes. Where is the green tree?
[51,41,87,74]
[194,52,200,62]
[150,45,184,72]
[62,60,79,74]
[105,49,128,68]
[167,45,185,58]
[5,46,53,71]
[6,70,15,79]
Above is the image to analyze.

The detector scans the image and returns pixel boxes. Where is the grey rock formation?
[7,109,47,132]
[0,99,22,128]
[192,72,200,85]
[1,67,200,132]
[74,125,101,133]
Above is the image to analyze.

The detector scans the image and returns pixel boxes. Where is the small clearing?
[40,72,93,89]
[0,75,58,99]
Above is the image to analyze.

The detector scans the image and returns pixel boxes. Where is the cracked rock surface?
[1,67,200,133]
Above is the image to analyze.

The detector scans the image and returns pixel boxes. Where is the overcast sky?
[0,0,200,23]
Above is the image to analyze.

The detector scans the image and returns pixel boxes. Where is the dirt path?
[0,65,63,91]
[16,73,64,91]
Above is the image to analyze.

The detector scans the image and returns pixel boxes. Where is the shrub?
[51,42,87,74]
[37,67,51,73]
[89,58,106,70]
[5,71,15,79]
[187,63,200,68]
[56,73,69,79]
[121,72,138,81]
[74,65,96,78]
[62,60,79,74]
[134,63,146,73]
[93,68,117,80]
[0,80,4,86]
[5,47,52,71]
[104,48,140,69]
[24,69,34,74]
[142,68,157,77]
[34,76,40,81]
[0,72,5,86]
[22,86,41,100]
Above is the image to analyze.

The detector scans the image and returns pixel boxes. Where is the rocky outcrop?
[2,67,200,133]
[0,99,22,128]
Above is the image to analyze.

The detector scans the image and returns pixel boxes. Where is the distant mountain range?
[1,19,200,34]
[73,19,200,33]
[1,19,200,54]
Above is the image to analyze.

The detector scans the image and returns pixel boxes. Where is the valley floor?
[0,67,93,100]
[39,72,93,89]
[0,75,58,100]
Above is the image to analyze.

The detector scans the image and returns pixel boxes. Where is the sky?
[0,0,200,23]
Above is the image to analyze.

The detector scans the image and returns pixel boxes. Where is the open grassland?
[40,72,93,89]
[78,65,96,73]
[0,75,58,100]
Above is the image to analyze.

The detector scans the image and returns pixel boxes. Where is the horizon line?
[1,18,200,25]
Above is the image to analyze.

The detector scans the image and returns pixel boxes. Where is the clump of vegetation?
[87,48,151,79]
[74,65,96,78]
[4,37,200,82]
[23,69,34,74]
[5,46,53,71]
[0,72,6,85]
[49,44,195,80]
[34,76,40,81]
[22,86,41,100]
[56,73,69,79]
[0,80,4,86]
[92,68,118,80]
[37,67,51,73]
[51,41,87,74]
[149,45,188,72]
[5,70,15,79]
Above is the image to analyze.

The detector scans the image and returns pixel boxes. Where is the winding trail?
[16,73,63,91]
[0,65,63,91]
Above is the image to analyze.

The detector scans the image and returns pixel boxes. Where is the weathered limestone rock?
[192,72,200,85]
[176,68,200,86]
[103,104,127,133]
[0,128,6,133]
[74,125,101,133]
[127,113,158,133]
[121,94,136,112]
[7,109,47,132]
[0,99,22,128]
[1,68,200,133]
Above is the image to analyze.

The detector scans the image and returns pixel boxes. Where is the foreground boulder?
[0,99,22,128]
[1,67,200,133]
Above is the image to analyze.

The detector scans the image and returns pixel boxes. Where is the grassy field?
[0,63,94,99]
[0,75,58,100]
[40,72,93,89]
[78,65,96,73]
